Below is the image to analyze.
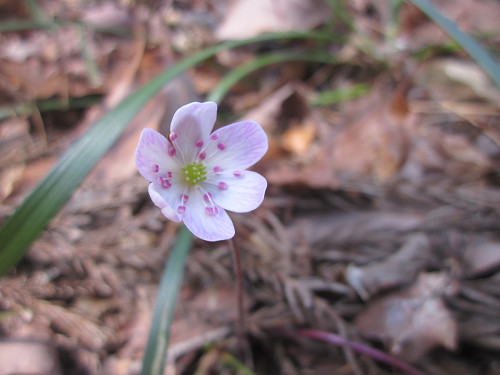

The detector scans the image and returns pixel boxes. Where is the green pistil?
[182,162,207,186]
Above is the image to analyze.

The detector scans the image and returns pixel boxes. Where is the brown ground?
[1,0,500,374]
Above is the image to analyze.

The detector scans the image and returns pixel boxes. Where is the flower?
[135,101,268,241]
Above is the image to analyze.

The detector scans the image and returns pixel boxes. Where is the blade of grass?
[311,83,370,107]
[140,225,193,375]
[23,0,50,24]
[0,30,334,271]
[207,50,340,104]
[79,24,102,86]
[0,95,102,121]
[220,351,258,375]
[407,0,500,89]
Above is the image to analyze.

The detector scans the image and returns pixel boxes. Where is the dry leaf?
[464,241,500,278]
[346,233,430,300]
[356,272,459,362]
[331,86,412,182]
[282,122,316,154]
[215,0,330,40]
[0,341,62,375]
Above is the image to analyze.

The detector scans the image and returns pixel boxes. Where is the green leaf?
[408,0,500,89]
[207,50,340,104]
[311,83,370,107]
[140,225,193,375]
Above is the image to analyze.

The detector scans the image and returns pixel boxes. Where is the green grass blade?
[0,96,102,121]
[208,50,339,104]
[140,225,193,375]
[0,31,333,272]
[408,0,500,89]
[311,83,370,106]
[220,351,258,375]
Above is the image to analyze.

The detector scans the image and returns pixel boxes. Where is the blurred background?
[1,0,500,374]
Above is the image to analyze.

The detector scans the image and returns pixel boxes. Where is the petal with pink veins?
[170,102,218,163]
[204,171,267,213]
[136,128,178,182]
[148,183,186,222]
[182,193,235,241]
[204,121,268,171]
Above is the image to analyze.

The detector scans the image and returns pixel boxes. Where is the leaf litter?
[1,0,500,374]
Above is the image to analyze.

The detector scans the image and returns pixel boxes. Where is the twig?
[297,329,427,375]
[229,237,245,356]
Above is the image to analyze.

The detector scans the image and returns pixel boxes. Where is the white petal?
[170,102,217,164]
[182,190,235,241]
[203,171,267,213]
[148,182,185,222]
[202,121,268,171]
[136,128,178,182]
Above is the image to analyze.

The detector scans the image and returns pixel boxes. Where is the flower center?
[182,162,207,186]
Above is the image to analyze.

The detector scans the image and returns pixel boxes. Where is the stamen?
[166,171,173,178]
[203,192,212,203]
[168,146,176,156]
[181,194,189,204]
[169,132,178,141]
[210,133,219,140]
[218,181,228,190]
[217,143,226,150]
[213,166,222,174]
[233,171,242,177]
[205,206,219,217]
[195,140,204,147]
[152,164,159,173]
[177,206,186,214]
[199,152,206,160]
[158,177,171,188]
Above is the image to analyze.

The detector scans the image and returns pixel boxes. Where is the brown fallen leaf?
[356,272,459,362]
[0,340,62,375]
[330,84,413,182]
[464,241,500,278]
[282,122,317,155]
[215,0,330,40]
[346,233,431,300]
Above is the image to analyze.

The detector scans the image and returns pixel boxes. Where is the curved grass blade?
[140,225,193,375]
[311,83,370,107]
[208,51,340,104]
[0,30,335,276]
[408,0,500,89]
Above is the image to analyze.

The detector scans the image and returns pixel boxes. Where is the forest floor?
[1,0,500,374]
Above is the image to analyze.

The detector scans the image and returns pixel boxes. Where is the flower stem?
[297,329,427,375]
[229,236,246,356]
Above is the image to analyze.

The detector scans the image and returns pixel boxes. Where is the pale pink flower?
[135,102,268,241]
